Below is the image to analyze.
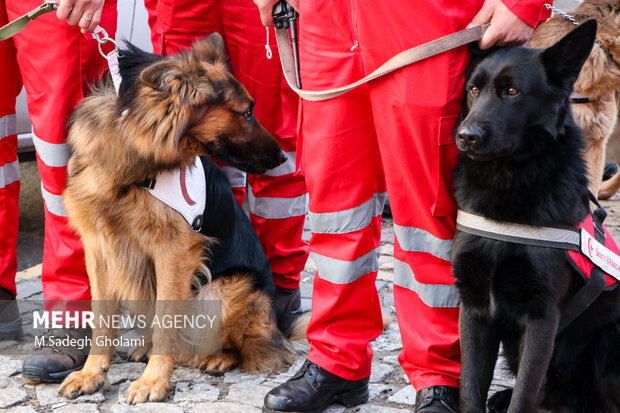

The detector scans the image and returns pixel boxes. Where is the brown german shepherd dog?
[57,33,305,404]
[528,0,620,199]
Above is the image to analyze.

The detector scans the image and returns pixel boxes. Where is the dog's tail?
[285,309,393,353]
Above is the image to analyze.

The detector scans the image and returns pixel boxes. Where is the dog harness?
[456,206,620,333]
[136,156,206,231]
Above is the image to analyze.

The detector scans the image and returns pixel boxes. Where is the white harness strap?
[143,156,206,231]
[456,209,620,282]
[456,210,581,249]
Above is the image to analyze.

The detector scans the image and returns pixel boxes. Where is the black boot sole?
[262,384,369,413]
[21,364,84,383]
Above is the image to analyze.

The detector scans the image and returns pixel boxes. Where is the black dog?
[452,20,620,413]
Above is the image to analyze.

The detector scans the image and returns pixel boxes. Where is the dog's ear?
[540,19,597,91]
[192,32,226,65]
[140,60,171,90]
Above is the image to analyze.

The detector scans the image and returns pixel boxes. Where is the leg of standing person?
[147,0,309,330]
[264,2,388,411]
[356,2,483,410]
[0,0,23,341]
[8,0,118,382]
[220,0,309,332]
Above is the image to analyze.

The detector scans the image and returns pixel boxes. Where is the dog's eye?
[244,110,253,121]
[506,87,519,96]
[470,86,480,96]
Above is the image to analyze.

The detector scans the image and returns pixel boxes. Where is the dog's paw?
[487,389,512,413]
[197,352,239,375]
[126,375,170,404]
[58,369,105,399]
[127,342,152,362]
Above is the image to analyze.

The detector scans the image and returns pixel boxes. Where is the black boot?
[0,287,22,341]
[414,386,459,413]
[263,360,369,412]
[273,286,302,335]
[21,327,91,383]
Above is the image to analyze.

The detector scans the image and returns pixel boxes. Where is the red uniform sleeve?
[501,0,552,28]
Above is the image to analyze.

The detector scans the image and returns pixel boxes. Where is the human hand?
[468,0,534,49]
[55,0,105,33]
[253,0,299,27]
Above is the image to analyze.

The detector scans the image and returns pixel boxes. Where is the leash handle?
[0,2,57,41]
[276,23,489,102]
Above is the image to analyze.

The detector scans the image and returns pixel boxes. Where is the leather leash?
[0,2,57,41]
[275,23,489,102]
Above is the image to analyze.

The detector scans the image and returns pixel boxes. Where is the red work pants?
[300,0,482,390]
[145,0,309,289]
[0,0,117,300]
[301,0,549,390]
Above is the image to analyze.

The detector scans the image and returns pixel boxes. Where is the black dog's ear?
[468,42,502,58]
[192,32,226,65]
[541,19,597,91]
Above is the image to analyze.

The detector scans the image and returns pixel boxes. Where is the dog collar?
[569,92,592,104]
[136,156,206,231]
[456,209,620,283]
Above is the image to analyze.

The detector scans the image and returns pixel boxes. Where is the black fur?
[197,156,274,298]
[452,20,620,413]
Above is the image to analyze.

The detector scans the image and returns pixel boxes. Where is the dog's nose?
[457,126,484,147]
[277,149,288,165]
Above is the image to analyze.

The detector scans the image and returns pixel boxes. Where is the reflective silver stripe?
[394,259,460,308]
[0,160,20,189]
[309,192,386,234]
[32,131,70,168]
[221,166,247,188]
[265,151,296,177]
[456,209,580,247]
[312,246,381,284]
[0,114,16,139]
[40,184,67,217]
[394,224,452,261]
[248,188,308,219]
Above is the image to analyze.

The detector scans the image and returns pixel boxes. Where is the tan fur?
[57,33,299,404]
[598,91,620,198]
[528,0,620,197]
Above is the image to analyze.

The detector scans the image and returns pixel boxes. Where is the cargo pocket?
[430,115,459,217]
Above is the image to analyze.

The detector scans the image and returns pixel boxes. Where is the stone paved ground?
[7,190,620,413]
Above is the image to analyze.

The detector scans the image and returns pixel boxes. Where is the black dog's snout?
[457,126,485,148]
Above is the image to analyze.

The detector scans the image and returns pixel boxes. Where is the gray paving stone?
[271,357,305,383]
[107,362,146,385]
[5,407,37,413]
[377,270,394,282]
[0,387,28,409]
[375,281,387,292]
[222,369,265,385]
[171,367,208,384]
[55,402,100,413]
[299,282,313,299]
[36,383,105,406]
[323,405,345,413]
[173,382,220,403]
[355,405,410,413]
[387,385,417,407]
[112,403,184,413]
[0,356,22,377]
[369,383,393,401]
[382,355,400,366]
[16,280,43,299]
[301,298,312,313]
[379,255,394,271]
[370,363,395,383]
[187,402,261,412]
[224,382,272,407]
[380,243,394,256]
